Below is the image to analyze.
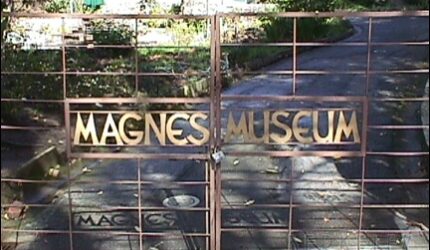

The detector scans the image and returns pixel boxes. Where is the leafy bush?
[261,17,292,42]
[44,0,69,13]
[267,0,344,11]
[90,21,133,45]
[404,0,429,9]
[168,19,207,46]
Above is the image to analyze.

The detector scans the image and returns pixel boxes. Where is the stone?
[6,200,25,220]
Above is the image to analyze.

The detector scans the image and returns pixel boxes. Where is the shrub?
[44,0,69,13]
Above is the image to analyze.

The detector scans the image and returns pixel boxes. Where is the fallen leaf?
[97,190,103,195]
[394,211,407,220]
[292,237,303,243]
[317,191,327,198]
[82,167,92,173]
[48,168,60,178]
[265,167,280,174]
[323,217,330,223]
[7,201,24,219]
[244,199,255,206]
[333,155,342,160]
[233,159,240,166]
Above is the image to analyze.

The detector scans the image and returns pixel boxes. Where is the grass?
[138,47,210,73]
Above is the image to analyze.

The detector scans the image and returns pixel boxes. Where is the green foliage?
[139,47,209,73]
[170,4,182,14]
[225,46,290,70]
[1,48,61,105]
[344,0,390,10]
[90,21,133,45]
[89,20,134,57]
[66,47,135,98]
[138,48,210,97]
[260,17,292,42]
[168,19,207,46]
[266,0,344,11]
[44,0,69,13]
[265,0,394,11]
[404,0,429,9]
[1,47,63,120]
[67,75,135,98]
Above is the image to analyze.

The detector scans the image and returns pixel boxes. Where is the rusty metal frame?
[1,10,429,250]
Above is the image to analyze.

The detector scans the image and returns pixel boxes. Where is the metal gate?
[1,10,429,250]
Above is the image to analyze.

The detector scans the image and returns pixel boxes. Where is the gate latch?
[211,149,225,165]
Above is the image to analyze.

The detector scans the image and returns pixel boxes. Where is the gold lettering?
[264,111,270,144]
[225,112,249,143]
[72,109,362,147]
[313,111,335,143]
[119,113,144,145]
[270,111,292,144]
[145,113,166,145]
[248,111,264,143]
[334,111,361,143]
[100,113,123,145]
[187,113,210,146]
[74,112,100,145]
[167,113,189,146]
[293,111,313,144]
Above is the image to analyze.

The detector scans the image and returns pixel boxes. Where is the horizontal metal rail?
[2,11,429,18]
[2,178,428,185]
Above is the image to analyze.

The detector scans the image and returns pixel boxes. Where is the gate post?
[209,13,223,250]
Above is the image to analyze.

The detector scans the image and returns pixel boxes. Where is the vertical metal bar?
[205,161,209,249]
[135,18,139,95]
[209,15,217,250]
[61,16,74,250]
[215,13,222,250]
[358,17,373,249]
[293,18,297,95]
[287,158,294,249]
[287,17,298,249]
[138,159,143,250]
